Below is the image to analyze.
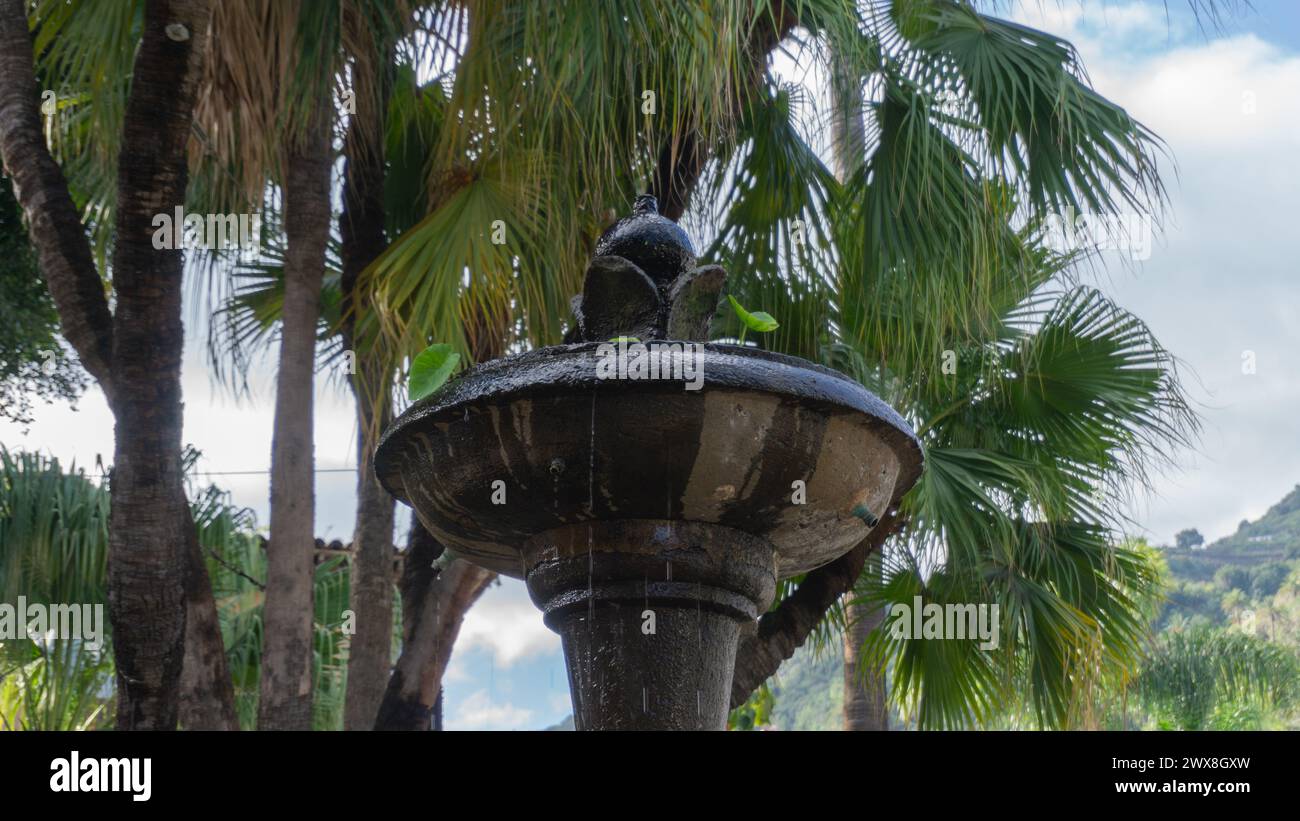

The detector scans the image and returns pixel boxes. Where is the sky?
[2,0,1297,730]
[1011,0,1300,545]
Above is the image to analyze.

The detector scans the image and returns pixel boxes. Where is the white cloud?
[0,318,363,539]
[442,651,472,684]
[1007,3,1300,544]
[1012,1,1174,41]
[454,577,560,666]
[548,691,573,714]
[446,689,534,730]
[1098,36,1300,149]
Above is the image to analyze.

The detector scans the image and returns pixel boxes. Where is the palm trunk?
[179,519,239,729]
[342,375,396,728]
[2,0,225,729]
[339,46,396,729]
[842,553,888,730]
[104,1,218,729]
[650,2,798,220]
[257,96,333,730]
[374,520,495,730]
[829,43,889,731]
[731,513,904,709]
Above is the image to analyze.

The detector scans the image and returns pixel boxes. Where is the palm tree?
[256,117,332,727]
[0,447,361,730]
[336,20,400,731]
[0,0,230,729]
[0,450,112,730]
[1136,627,1298,730]
[344,0,1206,728]
[829,39,888,732]
[666,0,1212,728]
[15,0,1228,730]
[256,20,337,733]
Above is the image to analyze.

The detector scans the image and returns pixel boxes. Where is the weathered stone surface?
[576,255,663,341]
[524,520,775,730]
[666,264,726,341]
[594,194,696,288]
[376,343,922,580]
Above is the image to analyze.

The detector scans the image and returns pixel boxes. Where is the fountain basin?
[376,342,922,577]
[375,341,923,728]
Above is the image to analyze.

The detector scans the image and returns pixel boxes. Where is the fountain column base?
[524,520,777,731]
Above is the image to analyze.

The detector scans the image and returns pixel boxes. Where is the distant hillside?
[1163,485,1300,581]
[541,714,574,731]
[768,640,843,730]
[1158,484,1300,629]
[1209,484,1300,555]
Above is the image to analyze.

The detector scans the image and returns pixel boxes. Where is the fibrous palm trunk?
[371,305,504,729]
[843,553,888,730]
[0,0,235,729]
[373,521,495,730]
[342,378,396,729]
[339,45,396,730]
[258,95,333,730]
[179,520,239,729]
[830,44,889,732]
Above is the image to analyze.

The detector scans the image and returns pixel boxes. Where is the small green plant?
[407,343,460,402]
[608,336,641,344]
[727,294,778,345]
[727,681,775,730]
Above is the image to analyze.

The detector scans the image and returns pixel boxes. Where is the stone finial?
[567,196,724,343]
[593,194,696,288]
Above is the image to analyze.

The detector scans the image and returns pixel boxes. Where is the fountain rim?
[375,340,923,508]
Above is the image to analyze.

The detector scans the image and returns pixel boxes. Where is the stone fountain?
[375,196,923,730]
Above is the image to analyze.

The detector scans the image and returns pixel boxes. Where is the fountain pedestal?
[525,520,775,730]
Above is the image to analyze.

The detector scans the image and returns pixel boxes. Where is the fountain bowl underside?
[375,342,923,580]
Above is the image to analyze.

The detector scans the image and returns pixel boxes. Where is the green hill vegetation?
[749,485,1300,730]
[1159,485,1300,636]
[767,642,844,732]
